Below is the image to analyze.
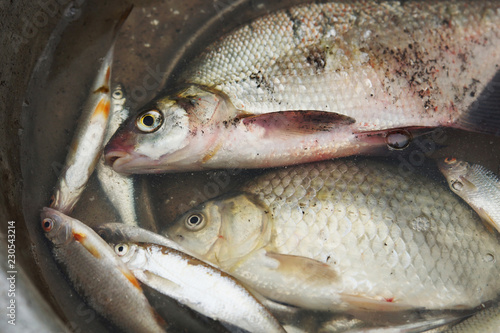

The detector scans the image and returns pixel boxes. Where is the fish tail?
[454,70,500,136]
[112,5,133,43]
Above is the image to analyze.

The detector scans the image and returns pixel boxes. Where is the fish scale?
[167,159,500,311]
[182,1,499,122]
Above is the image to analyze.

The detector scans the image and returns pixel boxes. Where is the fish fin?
[118,267,143,291]
[455,70,500,135]
[265,252,338,281]
[72,231,102,258]
[240,111,355,135]
[476,209,499,234]
[341,294,415,312]
[140,270,184,298]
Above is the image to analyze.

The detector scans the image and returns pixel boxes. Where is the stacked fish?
[40,1,500,332]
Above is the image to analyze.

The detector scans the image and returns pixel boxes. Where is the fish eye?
[185,213,205,230]
[114,243,129,256]
[112,89,123,99]
[444,157,457,165]
[136,110,163,133]
[42,218,54,232]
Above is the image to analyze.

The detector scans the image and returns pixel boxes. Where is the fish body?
[96,85,138,225]
[438,158,500,233]
[106,1,500,173]
[111,241,286,333]
[40,207,166,333]
[166,159,500,313]
[51,8,132,211]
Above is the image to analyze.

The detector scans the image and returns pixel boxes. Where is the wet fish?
[110,241,286,333]
[165,159,500,314]
[40,207,166,333]
[105,1,500,173]
[51,8,132,212]
[438,157,500,233]
[96,85,138,225]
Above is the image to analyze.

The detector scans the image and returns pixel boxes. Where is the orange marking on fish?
[202,142,222,163]
[384,297,394,303]
[218,235,225,239]
[73,232,101,258]
[444,157,457,164]
[92,98,111,120]
[120,268,142,291]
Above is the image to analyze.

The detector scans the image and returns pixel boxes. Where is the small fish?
[165,159,500,314]
[96,85,138,225]
[438,157,500,233]
[40,207,166,333]
[105,1,500,173]
[51,7,132,212]
[109,241,286,333]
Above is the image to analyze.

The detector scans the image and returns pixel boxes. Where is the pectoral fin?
[138,270,184,299]
[265,252,338,282]
[240,111,355,135]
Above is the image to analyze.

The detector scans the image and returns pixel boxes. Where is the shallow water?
[21,0,500,332]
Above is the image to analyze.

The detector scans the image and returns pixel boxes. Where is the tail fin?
[456,70,500,135]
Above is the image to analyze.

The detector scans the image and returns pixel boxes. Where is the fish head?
[112,242,144,267]
[40,207,73,246]
[165,193,271,268]
[104,85,232,173]
[438,157,473,193]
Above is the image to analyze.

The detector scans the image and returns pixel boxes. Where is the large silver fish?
[105,1,500,173]
[165,159,500,314]
[40,207,166,333]
[438,157,500,233]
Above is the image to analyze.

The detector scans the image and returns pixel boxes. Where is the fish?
[165,158,500,315]
[109,241,286,333]
[438,157,500,233]
[105,1,500,173]
[96,85,138,225]
[51,7,132,212]
[40,207,166,333]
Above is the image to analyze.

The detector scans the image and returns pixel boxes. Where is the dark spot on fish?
[384,242,387,246]
[306,47,326,71]
[249,70,273,93]
[93,86,110,94]
[286,9,303,40]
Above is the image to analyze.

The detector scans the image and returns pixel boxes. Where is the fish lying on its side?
[51,8,132,212]
[96,223,285,333]
[105,0,500,173]
[438,157,500,233]
[40,207,166,333]
[96,85,138,225]
[165,159,500,314]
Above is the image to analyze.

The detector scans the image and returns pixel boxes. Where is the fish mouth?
[105,149,130,168]
[104,149,168,174]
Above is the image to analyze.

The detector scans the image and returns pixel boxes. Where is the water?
[20,0,500,332]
